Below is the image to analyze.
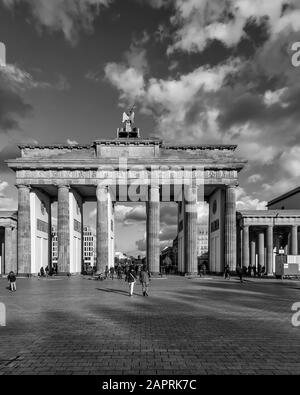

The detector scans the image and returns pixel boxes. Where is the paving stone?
[0,275,300,374]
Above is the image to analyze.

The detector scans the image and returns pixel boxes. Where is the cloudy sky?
[1,0,300,255]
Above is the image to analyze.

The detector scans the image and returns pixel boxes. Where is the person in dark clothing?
[117,265,122,279]
[257,264,262,277]
[236,265,243,283]
[7,271,17,291]
[105,265,109,279]
[45,265,49,277]
[39,267,45,277]
[139,265,151,296]
[224,264,230,279]
[247,265,252,276]
[253,265,257,277]
[109,266,114,280]
[53,263,58,275]
[125,267,137,296]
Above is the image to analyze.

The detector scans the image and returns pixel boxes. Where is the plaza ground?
[0,274,300,375]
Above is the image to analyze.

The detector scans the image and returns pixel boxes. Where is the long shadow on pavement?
[95,288,143,297]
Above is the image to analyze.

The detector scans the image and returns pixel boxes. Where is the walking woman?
[140,265,151,296]
[125,266,137,296]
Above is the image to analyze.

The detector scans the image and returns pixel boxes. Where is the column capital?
[57,184,70,190]
[225,182,238,189]
[16,183,31,190]
[96,183,109,191]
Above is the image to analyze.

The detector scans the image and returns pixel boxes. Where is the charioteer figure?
[117,105,140,138]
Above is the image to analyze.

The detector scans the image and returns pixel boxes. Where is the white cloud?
[280,146,300,177]
[247,174,263,184]
[67,139,78,145]
[236,187,267,210]
[0,64,70,92]
[104,63,145,103]
[0,180,8,194]
[263,88,288,107]
[2,0,113,45]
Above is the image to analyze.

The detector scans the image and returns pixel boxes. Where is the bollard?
[0,302,6,326]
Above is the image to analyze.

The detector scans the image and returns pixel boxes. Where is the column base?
[150,272,164,277]
[184,272,199,277]
[265,273,275,278]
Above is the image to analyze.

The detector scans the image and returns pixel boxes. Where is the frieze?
[16,169,238,180]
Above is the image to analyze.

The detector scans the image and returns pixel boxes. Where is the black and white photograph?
[1,0,300,382]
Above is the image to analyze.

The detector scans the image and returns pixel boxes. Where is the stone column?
[258,230,265,269]
[17,184,31,275]
[267,225,273,276]
[225,185,237,271]
[57,185,70,274]
[147,185,160,274]
[96,185,109,274]
[4,226,13,274]
[1,229,4,275]
[291,225,298,255]
[185,185,198,275]
[243,225,249,268]
[250,234,256,267]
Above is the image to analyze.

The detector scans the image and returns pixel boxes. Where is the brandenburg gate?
[5,113,246,276]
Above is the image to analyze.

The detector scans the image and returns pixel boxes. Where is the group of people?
[100,262,150,296]
[224,263,267,283]
[38,264,57,277]
[124,264,151,297]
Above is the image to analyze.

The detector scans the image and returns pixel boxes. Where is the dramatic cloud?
[114,204,146,225]
[167,0,300,54]
[2,0,113,44]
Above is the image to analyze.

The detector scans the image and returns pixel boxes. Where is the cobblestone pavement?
[0,274,300,375]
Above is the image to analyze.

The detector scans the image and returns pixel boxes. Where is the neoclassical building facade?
[2,131,245,276]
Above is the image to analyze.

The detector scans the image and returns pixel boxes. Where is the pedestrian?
[117,265,122,279]
[247,265,252,276]
[39,266,45,277]
[125,266,137,296]
[109,266,114,280]
[45,265,49,277]
[105,265,109,279]
[236,265,243,283]
[54,263,58,275]
[224,264,230,279]
[7,271,17,292]
[253,265,257,277]
[163,255,172,276]
[199,263,206,277]
[257,264,262,277]
[140,265,151,296]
